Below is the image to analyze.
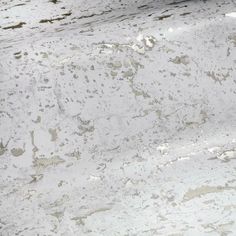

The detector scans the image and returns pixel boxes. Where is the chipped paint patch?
[11,148,24,157]
[170,55,190,65]
[33,156,65,170]
[48,128,58,142]
[183,186,236,202]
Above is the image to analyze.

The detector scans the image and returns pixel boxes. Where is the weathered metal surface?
[0,0,236,235]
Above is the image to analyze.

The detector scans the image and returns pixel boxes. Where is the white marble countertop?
[0,0,236,235]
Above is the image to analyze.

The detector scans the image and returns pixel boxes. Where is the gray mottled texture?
[0,0,236,235]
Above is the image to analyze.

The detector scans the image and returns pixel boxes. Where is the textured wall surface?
[0,0,236,235]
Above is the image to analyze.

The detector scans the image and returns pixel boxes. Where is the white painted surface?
[0,0,236,235]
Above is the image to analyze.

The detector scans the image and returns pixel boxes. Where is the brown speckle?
[3,22,26,30]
